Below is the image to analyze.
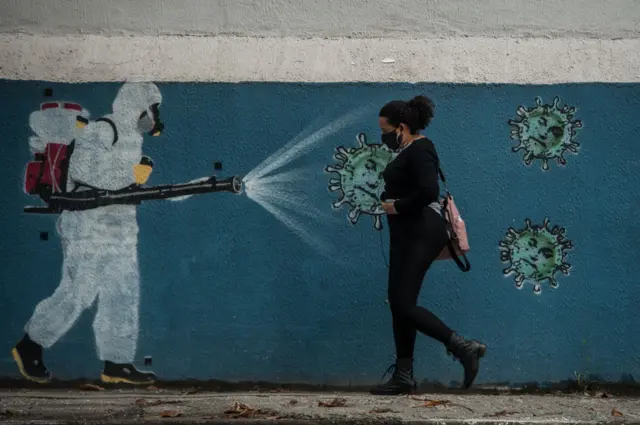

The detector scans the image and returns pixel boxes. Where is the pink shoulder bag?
[434,165,471,272]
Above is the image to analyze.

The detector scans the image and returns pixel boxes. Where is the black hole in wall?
[40,232,49,241]
[44,88,53,97]
[214,162,223,170]
[144,356,152,366]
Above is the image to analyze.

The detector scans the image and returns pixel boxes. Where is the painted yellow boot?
[11,334,52,384]
[101,361,156,385]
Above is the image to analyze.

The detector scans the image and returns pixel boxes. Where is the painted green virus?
[499,218,573,295]
[325,133,396,230]
[509,97,582,170]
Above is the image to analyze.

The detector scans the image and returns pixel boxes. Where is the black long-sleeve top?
[381,137,441,219]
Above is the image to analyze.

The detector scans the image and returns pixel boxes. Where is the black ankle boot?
[445,332,486,389]
[369,358,417,395]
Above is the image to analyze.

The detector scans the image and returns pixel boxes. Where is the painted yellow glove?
[133,156,154,185]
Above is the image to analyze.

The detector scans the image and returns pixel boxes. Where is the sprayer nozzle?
[232,176,244,194]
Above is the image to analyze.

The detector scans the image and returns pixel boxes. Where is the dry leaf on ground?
[225,402,256,418]
[147,385,160,391]
[412,399,451,408]
[224,402,276,418]
[160,410,182,418]
[412,398,474,412]
[318,398,348,408]
[79,384,104,391]
[425,400,450,407]
[289,400,298,405]
[612,408,624,417]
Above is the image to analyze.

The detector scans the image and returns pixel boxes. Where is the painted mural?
[504,96,579,295]
[2,81,639,386]
[508,97,582,171]
[499,218,573,295]
[14,82,241,384]
[325,133,395,230]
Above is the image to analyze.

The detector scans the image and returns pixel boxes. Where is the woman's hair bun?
[408,95,435,129]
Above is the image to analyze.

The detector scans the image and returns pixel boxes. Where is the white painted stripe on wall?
[1,34,639,84]
[3,0,639,40]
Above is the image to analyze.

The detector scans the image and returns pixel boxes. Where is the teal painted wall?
[1,80,639,387]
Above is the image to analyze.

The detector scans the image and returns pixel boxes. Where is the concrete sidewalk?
[0,388,639,425]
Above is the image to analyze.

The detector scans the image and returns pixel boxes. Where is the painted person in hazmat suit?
[13,83,164,385]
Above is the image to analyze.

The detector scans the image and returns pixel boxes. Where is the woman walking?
[371,95,486,395]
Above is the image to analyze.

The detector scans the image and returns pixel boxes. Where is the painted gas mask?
[138,103,164,136]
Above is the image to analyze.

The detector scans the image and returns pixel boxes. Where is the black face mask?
[381,130,402,151]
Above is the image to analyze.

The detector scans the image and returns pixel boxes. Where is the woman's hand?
[381,201,398,215]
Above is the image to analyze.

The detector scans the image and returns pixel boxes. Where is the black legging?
[387,207,453,359]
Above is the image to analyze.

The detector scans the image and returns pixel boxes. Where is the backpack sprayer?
[23,142,243,214]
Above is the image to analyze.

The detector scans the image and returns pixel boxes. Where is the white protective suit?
[26,83,162,364]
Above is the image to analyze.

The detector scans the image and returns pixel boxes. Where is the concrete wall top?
[1,0,639,39]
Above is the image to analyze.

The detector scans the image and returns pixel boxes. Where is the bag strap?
[450,240,470,272]
[427,147,449,193]
[432,150,471,273]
